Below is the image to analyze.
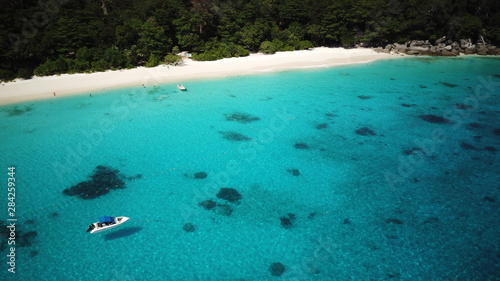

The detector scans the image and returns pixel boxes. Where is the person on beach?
[53,92,56,96]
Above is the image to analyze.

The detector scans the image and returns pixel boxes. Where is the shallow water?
[0,56,499,280]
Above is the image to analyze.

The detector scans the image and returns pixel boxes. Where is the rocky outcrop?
[373,37,498,56]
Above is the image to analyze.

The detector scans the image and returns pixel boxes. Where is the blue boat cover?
[98,216,115,223]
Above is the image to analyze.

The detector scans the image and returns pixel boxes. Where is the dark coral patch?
[466,123,484,130]
[280,213,296,229]
[355,127,377,136]
[270,262,286,276]
[483,196,495,203]
[216,204,234,216]
[403,147,423,155]
[440,82,458,88]
[460,142,477,150]
[419,114,450,124]
[62,166,126,199]
[294,142,309,149]
[287,168,301,176]
[385,218,404,224]
[485,146,497,152]
[357,95,372,100]
[199,199,216,210]
[401,103,416,107]
[19,231,37,247]
[423,217,439,224]
[7,106,33,116]
[49,212,59,218]
[280,217,293,229]
[316,123,328,129]
[325,113,338,118]
[455,103,473,110]
[29,250,39,258]
[224,112,260,123]
[127,174,142,181]
[219,131,251,141]
[419,85,428,88]
[183,223,196,232]
[194,171,208,179]
[387,271,401,278]
[494,129,500,136]
[216,187,242,202]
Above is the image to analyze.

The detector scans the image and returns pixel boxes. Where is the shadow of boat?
[104,227,142,241]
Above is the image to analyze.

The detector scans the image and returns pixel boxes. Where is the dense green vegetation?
[1,0,499,80]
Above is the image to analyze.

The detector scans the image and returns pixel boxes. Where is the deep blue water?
[0,56,499,281]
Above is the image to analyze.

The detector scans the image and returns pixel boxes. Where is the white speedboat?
[177,84,186,91]
[86,216,130,234]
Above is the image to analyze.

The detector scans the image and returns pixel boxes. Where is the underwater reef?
[293,142,309,149]
[460,142,478,150]
[357,95,372,100]
[419,114,450,124]
[0,221,38,252]
[216,204,234,216]
[224,112,260,123]
[280,213,297,229]
[183,223,196,232]
[269,262,286,276]
[439,81,458,88]
[219,131,252,141]
[62,165,127,199]
[355,127,377,136]
[7,106,33,116]
[199,200,217,210]
[198,188,242,217]
[194,171,208,179]
[287,168,301,176]
[402,147,423,155]
[466,122,484,130]
[216,187,242,203]
[455,103,472,110]
[316,123,328,129]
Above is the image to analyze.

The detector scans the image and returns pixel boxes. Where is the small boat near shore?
[177,84,186,91]
[86,216,130,234]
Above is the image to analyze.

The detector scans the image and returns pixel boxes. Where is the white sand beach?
[0,47,397,105]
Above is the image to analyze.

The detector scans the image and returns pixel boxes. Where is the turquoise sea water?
[0,56,499,281]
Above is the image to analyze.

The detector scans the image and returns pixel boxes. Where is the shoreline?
[0,47,398,106]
